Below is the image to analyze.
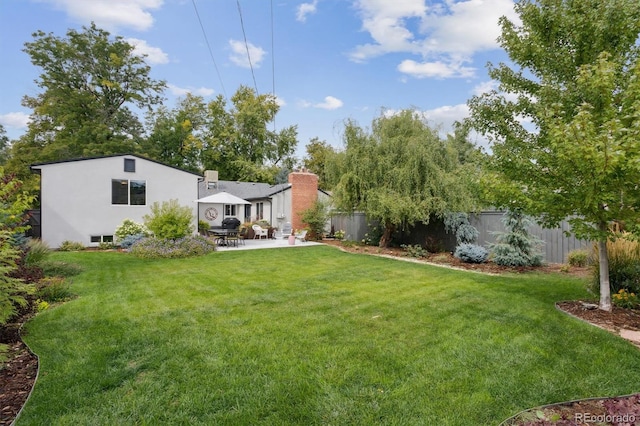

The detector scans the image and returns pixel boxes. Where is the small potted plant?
[288,229,296,245]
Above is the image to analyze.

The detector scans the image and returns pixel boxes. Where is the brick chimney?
[288,169,319,231]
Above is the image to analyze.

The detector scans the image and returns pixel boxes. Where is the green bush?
[489,210,543,267]
[58,241,85,251]
[24,239,52,267]
[36,276,74,302]
[590,235,640,295]
[567,249,589,267]
[401,244,428,258]
[300,200,329,240]
[115,219,150,241]
[144,199,194,240]
[612,289,639,309]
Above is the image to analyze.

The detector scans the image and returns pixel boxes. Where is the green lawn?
[20,246,640,425]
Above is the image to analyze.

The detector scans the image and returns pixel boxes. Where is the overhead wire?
[270,0,277,132]
[236,0,259,94]
[191,0,227,98]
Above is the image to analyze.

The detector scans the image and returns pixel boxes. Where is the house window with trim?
[112,179,146,205]
[124,158,136,172]
[256,202,264,220]
[225,204,236,216]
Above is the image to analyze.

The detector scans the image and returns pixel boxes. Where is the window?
[112,179,146,205]
[256,202,264,220]
[112,179,129,204]
[124,158,136,172]
[225,204,236,216]
[130,180,146,205]
[91,235,114,243]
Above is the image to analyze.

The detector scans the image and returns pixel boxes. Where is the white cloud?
[314,96,343,110]
[296,0,318,22]
[398,59,474,79]
[228,39,266,68]
[471,80,499,96]
[38,0,163,31]
[0,112,31,129]
[350,0,517,79]
[126,38,169,64]
[168,84,215,97]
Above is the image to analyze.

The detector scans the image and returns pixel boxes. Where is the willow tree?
[468,0,640,311]
[329,110,480,247]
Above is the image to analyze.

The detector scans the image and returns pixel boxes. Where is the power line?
[236,0,259,94]
[270,0,276,132]
[191,0,227,98]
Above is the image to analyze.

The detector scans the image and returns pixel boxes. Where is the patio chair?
[252,224,269,239]
[295,229,308,242]
[281,222,292,238]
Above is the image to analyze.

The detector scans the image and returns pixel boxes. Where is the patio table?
[209,228,239,247]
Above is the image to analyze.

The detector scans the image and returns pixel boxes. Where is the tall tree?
[329,110,479,247]
[8,23,165,181]
[202,85,298,183]
[143,94,208,174]
[303,137,336,190]
[0,125,9,166]
[468,0,640,311]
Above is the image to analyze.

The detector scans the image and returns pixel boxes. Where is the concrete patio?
[214,236,323,251]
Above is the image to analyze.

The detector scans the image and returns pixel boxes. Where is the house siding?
[34,155,200,248]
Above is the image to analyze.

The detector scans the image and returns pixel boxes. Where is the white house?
[31,154,201,248]
[197,169,331,232]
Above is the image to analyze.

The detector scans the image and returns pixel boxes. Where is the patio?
[213,236,323,251]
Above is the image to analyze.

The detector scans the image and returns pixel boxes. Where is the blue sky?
[0,0,517,157]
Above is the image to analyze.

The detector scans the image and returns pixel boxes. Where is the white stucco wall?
[33,155,200,248]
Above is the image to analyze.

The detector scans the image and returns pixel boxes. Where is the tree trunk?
[379,224,395,248]
[597,222,612,311]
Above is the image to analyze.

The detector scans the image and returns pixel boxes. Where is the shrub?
[36,276,74,302]
[334,230,345,240]
[119,233,146,250]
[454,243,489,264]
[567,249,589,267]
[198,220,210,235]
[144,199,194,240]
[489,210,544,267]
[58,241,85,251]
[444,212,479,244]
[612,289,639,309]
[115,219,149,241]
[401,244,428,258]
[300,200,329,240]
[590,234,640,295]
[362,223,383,246]
[24,239,52,267]
[130,236,216,259]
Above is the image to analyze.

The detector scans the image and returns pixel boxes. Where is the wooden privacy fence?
[331,210,591,264]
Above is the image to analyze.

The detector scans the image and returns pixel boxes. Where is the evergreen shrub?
[454,243,489,263]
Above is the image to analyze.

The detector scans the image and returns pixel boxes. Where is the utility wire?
[236,0,259,94]
[191,0,227,98]
[270,0,277,132]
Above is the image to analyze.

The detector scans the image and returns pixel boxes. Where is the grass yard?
[19,246,640,425]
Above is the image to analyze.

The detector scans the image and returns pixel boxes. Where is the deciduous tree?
[468,0,640,310]
[329,110,479,247]
[7,23,165,192]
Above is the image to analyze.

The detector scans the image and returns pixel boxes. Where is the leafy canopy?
[468,0,640,310]
[329,110,480,247]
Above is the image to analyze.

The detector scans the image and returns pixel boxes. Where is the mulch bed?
[0,341,37,425]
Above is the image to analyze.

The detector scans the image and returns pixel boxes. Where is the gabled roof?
[198,180,290,201]
[30,153,203,177]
